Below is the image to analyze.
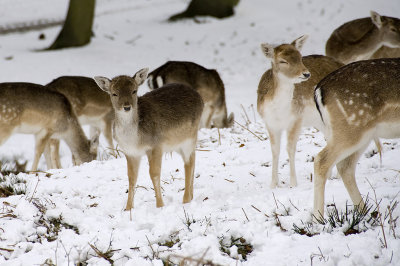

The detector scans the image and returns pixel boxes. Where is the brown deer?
[326,11,400,64]
[44,76,114,168]
[94,68,203,210]
[147,61,233,128]
[257,35,343,188]
[0,82,98,171]
[313,57,400,219]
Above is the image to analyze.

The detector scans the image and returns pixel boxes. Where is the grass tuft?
[219,236,253,261]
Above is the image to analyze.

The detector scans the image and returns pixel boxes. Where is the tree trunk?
[48,0,96,50]
[169,0,239,21]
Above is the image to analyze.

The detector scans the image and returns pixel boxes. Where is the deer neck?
[113,107,143,154]
[63,119,91,164]
[114,107,139,134]
[273,69,296,102]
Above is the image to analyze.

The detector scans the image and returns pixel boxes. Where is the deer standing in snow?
[257,35,343,188]
[0,82,98,171]
[313,57,400,218]
[44,76,114,168]
[147,61,233,128]
[326,11,400,64]
[94,68,203,210]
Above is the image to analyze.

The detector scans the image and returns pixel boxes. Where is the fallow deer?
[0,82,98,171]
[257,35,343,188]
[326,11,400,64]
[147,61,233,128]
[94,68,203,210]
[44,76,114,168]
[313,57,400,219]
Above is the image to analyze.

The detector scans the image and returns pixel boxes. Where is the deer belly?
[376,121,400,139]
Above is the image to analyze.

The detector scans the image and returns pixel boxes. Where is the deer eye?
[132,90,137,94]
[112,93,117,97]
[279,60,288,64]
[390,27,397,32]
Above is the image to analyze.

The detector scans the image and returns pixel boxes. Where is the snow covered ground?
[1,0,400,265]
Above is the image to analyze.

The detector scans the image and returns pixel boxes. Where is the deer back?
[136,83,204,144]
[0,82,73,133]
[149,61,226,107]
[326,13,400,63]
[46,76,112,118]
[315,58,400,136]
[0,82,96,164]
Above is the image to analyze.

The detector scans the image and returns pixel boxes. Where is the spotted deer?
[313,58,400,219]
[94,68,203,210]
[0,82,98,171]
[147,61,233,128]
[257,35,343,188]
[44,76,114,168]
[326,11,400,64]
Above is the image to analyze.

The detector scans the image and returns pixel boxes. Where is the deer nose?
[303,72,311,79]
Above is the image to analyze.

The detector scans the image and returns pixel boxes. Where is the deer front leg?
[287,120,302,187]
[31,131,52,172]
[44,139,62,170]
[267,128,282,188]
[51,139,62,169]
[147,149,164,208]
[125,155,141,211]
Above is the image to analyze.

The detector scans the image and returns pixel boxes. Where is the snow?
[1,0,400,265]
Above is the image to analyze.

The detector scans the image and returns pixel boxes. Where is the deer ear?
[260,43,274,58]
[291,35,308,51]
[133,68,149,86]
[93,76,111,93]
[370,11,383,28]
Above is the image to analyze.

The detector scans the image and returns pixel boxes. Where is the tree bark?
[169,0,239,21]
[48,0,95,50]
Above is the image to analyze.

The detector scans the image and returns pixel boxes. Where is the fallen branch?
[234,120,264,141]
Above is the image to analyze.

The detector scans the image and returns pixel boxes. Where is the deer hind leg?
[31,131,52,172]
[125,155,141,211]
[147,148,164,208]
[286,120,302,187]
[336,144,369,209]
[313,139,365,219]
[267,127,282,188]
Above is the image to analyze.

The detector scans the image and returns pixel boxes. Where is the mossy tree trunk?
[169,0,239,21]
[48,0,96,50]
